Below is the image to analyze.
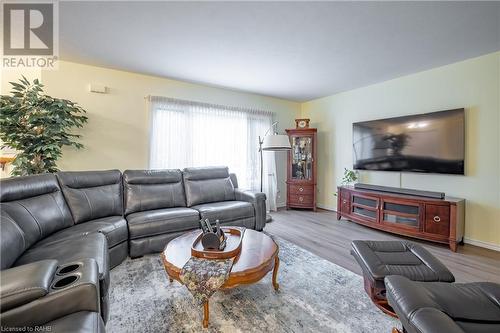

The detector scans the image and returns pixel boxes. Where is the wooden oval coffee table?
[161,229,279,328]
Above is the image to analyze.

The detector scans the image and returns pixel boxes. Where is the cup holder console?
[41,259,100,314]
[56,263,81,275]
[52,262,84,290]
[52,275,80,289]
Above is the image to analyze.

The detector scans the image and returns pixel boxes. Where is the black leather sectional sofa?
[0,166,266,332]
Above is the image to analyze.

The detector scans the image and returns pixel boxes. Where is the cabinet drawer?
[425,205,450,236]
[289,194,313,205]
[289,185,314,195]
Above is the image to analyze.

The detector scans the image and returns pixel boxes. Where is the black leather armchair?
[386,275,500,333]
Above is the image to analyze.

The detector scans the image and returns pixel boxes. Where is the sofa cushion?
[123,169,186,215]
[127,207,200,239]
[192,201,254,223]
[14,233,109,290]
[183,166,235,207]
[56,170,123,224]
[0,211,27,269]
[35,216,128,248]
[0,174,74,248]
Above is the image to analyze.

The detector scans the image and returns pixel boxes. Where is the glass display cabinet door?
[381,200,421,229]
[290,135,314,180]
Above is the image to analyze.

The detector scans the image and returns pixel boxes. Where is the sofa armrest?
[1,259,101,328]
[234,189,267,231]
[1,260,58,312]
[411,308,466,333]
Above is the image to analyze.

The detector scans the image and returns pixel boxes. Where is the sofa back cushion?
[123,169,186,215]
[183,166,235,207]
[56,170,123,223]
[0,174,73,250]
[0,210,27,269]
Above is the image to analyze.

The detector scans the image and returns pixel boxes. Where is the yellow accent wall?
[301,52,500,248]
[1,61,301,205]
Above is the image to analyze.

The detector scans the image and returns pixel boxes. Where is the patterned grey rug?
[107,237,400,332]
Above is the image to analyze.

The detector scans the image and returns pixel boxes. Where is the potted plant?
[0,76,88,176]
[334,168,358,196]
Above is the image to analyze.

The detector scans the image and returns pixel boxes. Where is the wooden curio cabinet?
[286,128,317,211]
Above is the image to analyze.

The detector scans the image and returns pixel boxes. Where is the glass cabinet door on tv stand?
[286,128,317,211]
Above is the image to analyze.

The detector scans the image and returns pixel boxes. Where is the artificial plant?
[340,167,358,185]
[334,168,359,196]
[0,76,88,176]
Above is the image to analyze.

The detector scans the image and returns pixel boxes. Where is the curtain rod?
[144,95,274,116]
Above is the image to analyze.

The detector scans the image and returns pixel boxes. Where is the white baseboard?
[316,203,336,211]
[277,202,337,211]
[463,237,500,252]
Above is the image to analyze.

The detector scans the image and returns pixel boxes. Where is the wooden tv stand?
[337,185,465,251]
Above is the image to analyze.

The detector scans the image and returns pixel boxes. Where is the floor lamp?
[259,122,292,222]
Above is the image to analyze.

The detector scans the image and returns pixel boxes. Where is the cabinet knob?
[299,196,304,202]
[299,187,304,192]
[433,216,441,223]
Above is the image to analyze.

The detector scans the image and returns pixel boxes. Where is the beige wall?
[2,53,499,249]
[302,52,500,249]
[1,61,301,205]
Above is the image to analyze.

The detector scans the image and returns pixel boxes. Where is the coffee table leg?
[272,255,280,291]
[203,300,209,328]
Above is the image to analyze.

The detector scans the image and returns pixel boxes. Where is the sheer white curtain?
[148,96,278,211]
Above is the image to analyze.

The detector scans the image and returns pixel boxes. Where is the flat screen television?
[352,109,465,175]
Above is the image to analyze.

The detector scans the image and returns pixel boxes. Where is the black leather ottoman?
[350,240,455,317]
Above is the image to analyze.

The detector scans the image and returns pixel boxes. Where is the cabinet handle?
[299,187,304,192]
[299,196,304,202]
[433,216,441,223]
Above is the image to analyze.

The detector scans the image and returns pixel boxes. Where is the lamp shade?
[262,134,291,151]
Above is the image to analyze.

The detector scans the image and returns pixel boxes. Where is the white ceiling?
[59,1,500,102]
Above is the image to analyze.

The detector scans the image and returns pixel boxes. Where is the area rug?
[107,236,400,332]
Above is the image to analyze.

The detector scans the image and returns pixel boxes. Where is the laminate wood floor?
[264,209,500,283]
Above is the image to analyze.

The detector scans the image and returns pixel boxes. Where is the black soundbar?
[353,183,445,199]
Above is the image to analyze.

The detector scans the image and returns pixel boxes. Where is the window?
[148,96,277,210]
